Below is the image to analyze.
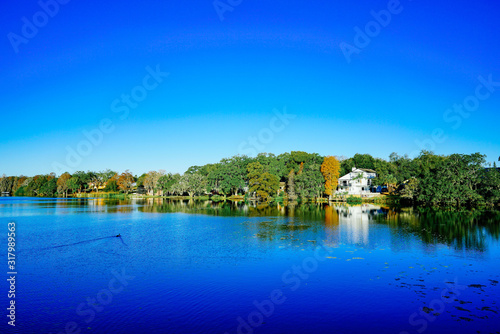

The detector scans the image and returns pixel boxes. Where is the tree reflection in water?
[374,207,500,252]
[33,198,499,252]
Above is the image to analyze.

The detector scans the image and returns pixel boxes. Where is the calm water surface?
[1,197,499,334]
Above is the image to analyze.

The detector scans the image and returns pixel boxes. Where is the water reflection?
[1,197,498,252]
[376,207,500,252]
[335,204,375,245]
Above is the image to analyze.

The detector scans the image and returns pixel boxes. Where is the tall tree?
[183,173,207,197]
[215,155,250,195]
[0,175,13,195]
[255,153,286,180]
[247,162,279,202]
[104,174,119,192]
[287,169,296,200]
[295,163,325,198]
[70,171,91,193]
[171,175,188,196]
[117,170,135,193]
[321,156,340,200]
[157,173,181,196]
[479,163,500,206]
[39,176,57,197]
[144,170,165,195]
[418,153,485,207]
[66,177,81,195]
[13,176,27,195]
[57,172,72,197]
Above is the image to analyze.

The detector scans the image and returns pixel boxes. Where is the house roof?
[339,168,377,180]
[359,168,376,173]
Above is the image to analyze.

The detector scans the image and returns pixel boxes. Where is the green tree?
[418,153,485,207]
[104,174,119,192]
[255,153,286,180]
[28,175,57,197]
[171,175,188,196]
[388,153,415,183]
[399,177,420,202]
[66,177,81,194]
[69,171,91,193]
[479,163,500,206]
[13,176,26,195]
[247,162,279,202]
[377,174,398,194]
[183,173,207,197]
[216,155,250,195]
[136,173,147,187]
[185,166,202,175]
[144,170,165,195]
[207,163,223,194]
[14,186,26,196]
[295,163,325,198]
[340,153,376,176]
[157,173,180,196]
[373,158,398,185]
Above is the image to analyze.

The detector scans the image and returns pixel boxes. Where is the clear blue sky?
[1,0,499,176]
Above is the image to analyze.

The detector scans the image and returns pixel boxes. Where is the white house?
[337,167,377,195]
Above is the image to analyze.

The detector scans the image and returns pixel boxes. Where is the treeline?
[1,151,499,208]
[357,151,500,207]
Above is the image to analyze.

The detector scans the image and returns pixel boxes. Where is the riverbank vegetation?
[1,151,499,208]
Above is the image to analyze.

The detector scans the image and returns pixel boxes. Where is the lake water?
[1,197,499,334]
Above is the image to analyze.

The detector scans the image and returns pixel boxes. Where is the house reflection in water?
[324,204,382,246]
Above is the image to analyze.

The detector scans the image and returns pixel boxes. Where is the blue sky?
[1,0,499,176]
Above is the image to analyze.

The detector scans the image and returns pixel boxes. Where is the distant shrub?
[346,196,362,204]
[211,195,223,202]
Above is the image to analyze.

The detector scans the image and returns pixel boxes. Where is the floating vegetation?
[479,306,498,314]
[422,307,434,314]
[455,306,471,312]
[468,284,487,289]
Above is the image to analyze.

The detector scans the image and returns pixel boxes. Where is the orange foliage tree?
[117,170,135,193]
[57,172,72,197]
[321,156,340,200]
